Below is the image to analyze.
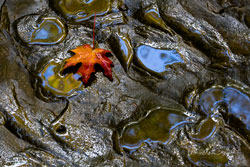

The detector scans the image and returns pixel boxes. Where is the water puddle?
[144,7,170,32]
[38,61,82,96]
[16,15,67,45]
[189,153,228,166]
[186,85,250,141]
[118,107,187,151]
[190,117,218,141]
[199,86,250,130]
[135,45,184,74]
[53,0,111,22]
[30,17,67,45]
[223,87,250,130]
[117,34,133,70]
[110,32,133,71]
[199,87,224,115]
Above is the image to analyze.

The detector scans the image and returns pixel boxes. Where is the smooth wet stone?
[119,107,187,151]
[97,12,126,28]
[157,0,238,67]
[39,61,82,96]
[0,126,31,163]
[135,45,184,74]
[52,0,111,22]
[16,15,67,45]
[6,0,48,23]
[189,153,228,166]
[159,0,250,58]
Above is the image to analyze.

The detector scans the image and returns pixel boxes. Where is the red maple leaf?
[63,44,113,85]
[62,12,113,85]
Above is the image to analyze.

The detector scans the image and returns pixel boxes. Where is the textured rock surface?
[0,0,249,166]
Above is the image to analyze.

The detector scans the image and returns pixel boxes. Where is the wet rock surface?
[0,0,249,166]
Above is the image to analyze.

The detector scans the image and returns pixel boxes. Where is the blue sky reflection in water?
[31,19,65,44]
[39,62,82,96]
[136,45,184,73]
[199,86,250,130]
[119,36,129,56]
[224,87,250,130]
[33,21,62,40]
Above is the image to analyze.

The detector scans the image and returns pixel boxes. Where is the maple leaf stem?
[93,12,96,49]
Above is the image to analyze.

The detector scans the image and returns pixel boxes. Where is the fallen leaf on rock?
[63,44,113,85]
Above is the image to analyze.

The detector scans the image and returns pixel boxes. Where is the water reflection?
[136,45,184,73]
[199,86,250,130]
[189,153,228,166]
[144,8,169,31]
[55,0,111,22]
[119,36,129,56]
[222,49,232,58]
[115,33,133,71]
[30,17,66,45]
[191,117,218,141]
[119,107,187,151]
[224,87,250,130]
[189,28,204,35]
[199,88,223,115]
[39,61,82,96]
